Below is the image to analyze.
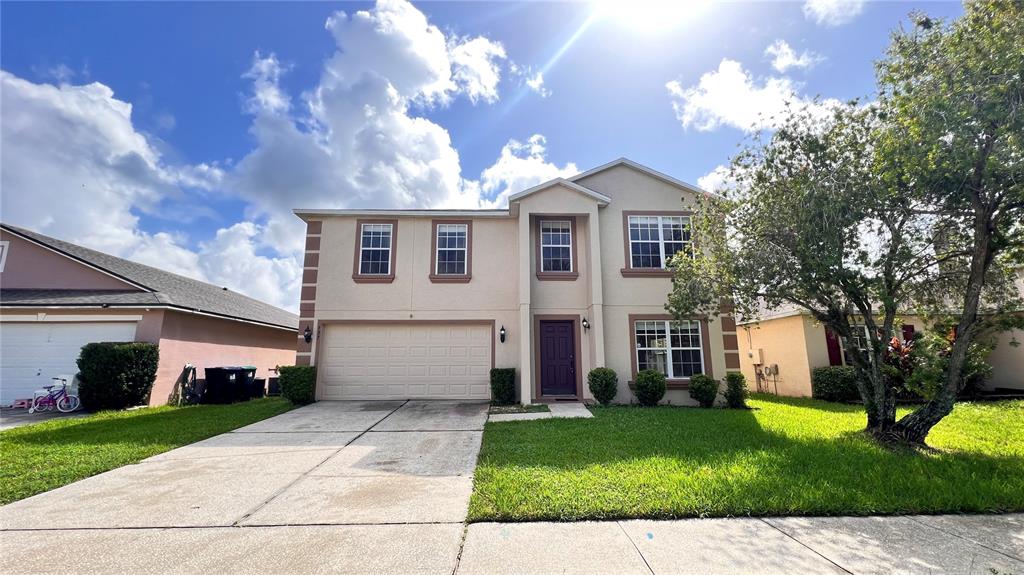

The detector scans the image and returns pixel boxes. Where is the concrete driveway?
[0,400,487,575]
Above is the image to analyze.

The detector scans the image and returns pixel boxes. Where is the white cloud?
[665,59,839,132]
[449,36,507,104]
[473,135,577,208]
[0,70,300,310]
[0,0,571,312]
[765,40,823,73]
[803,0,865,26]
[509,62,551,98]
[696,164,734,193]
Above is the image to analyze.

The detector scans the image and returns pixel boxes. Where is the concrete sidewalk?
[456,514,1024,575]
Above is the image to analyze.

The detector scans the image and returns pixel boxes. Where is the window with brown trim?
[634,319,704,379]
[429,219,472,283]
[535,216,578,280]
[621,211,692,277]
[352,219,397,283]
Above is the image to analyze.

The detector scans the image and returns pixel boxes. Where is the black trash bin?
[203,366,252,403]
[252,378,267,399]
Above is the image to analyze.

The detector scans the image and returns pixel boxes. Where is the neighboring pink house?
[0,223,298,406]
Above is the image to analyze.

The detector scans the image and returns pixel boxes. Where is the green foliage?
[688,374,720,408]
[77,342,159,411]
[668,2,1024,441]
[277,366,316,405]
[811,366,861,403]
[0,398,292,505]
[905,329,995,400]
[633,369,666,407]
[468,396,1024,521]
[489,368,517,405]
[587,368,618,406]
[723,372,748,409]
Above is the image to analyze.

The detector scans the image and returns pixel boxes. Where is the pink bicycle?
[29,377,81,413]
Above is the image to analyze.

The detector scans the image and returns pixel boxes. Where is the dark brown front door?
[539,320,576,396]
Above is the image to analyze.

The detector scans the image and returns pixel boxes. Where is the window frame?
[0,240,8,273]
[629,314,711,387]
[351,219,398,283]
[841,324,872,366]
[621,210,693,278]
[535,216,579,281]
[429,219,472,283]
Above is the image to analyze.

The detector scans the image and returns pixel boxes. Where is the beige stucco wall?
[580,164,726,405]
[0,231,140,291]
[309,215,522,395]
[152,310,296,405]
[740,314,931,398]
[986,326,1023,391]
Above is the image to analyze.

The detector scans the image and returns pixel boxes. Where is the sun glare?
[593,0,712,32]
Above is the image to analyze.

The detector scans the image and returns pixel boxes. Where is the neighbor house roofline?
[293,208,512,219]
[507,178,612,206]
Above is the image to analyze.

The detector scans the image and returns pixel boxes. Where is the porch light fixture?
[582,318,591,331]
[499,325,507,343]
[303,326,313,343]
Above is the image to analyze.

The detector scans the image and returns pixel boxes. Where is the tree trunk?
[892,204,995,444]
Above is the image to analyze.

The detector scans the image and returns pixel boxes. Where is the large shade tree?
[668,0,1023,444]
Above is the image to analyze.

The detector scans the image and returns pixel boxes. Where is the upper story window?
[534,217,579,281]
[352,220,397,283]
[540,220,573,272]
[430,220,472,282]
[627,215,692,270]
[634,319,705,380]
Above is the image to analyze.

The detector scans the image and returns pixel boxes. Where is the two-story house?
[293,159,739,405]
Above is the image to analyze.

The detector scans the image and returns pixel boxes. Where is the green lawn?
[469,395,1024,521]
[0,398,293,505]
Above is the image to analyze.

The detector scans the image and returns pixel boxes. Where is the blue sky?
[0,0,964,310]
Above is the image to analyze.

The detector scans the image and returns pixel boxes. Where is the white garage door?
[0,321,139,404]
[319,323,492,400]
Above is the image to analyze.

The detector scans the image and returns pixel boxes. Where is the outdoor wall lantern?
[499,325,507,343]
[303,326,313,343]
[582,318,591,331]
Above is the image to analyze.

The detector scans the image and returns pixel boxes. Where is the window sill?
[536,272,579,281]
[620,268,673,278]
[352,274,395,284]
[628,379,691,390]
[429,274,472,283]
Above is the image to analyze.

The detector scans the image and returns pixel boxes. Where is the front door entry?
[539,320,577,396]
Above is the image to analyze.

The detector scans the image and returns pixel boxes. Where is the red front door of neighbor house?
[539,320,576,396]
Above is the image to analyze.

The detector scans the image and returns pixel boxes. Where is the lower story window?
[842,324,872,365]
[634,319,704,379]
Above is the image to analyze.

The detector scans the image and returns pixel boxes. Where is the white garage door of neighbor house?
[0,321,139,405]
[319,323,492,400]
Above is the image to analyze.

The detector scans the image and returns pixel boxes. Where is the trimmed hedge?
[724,372,748,409]
[689,374,720,407]
[811,366,861,402]
[490,368,516,405]
[278,365,316,405]
[587,368,618,406]
[77,342,159,411]
[634,369,666,407]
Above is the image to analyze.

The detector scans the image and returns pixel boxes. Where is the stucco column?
[587,209,606,367]
[517,210,533,404]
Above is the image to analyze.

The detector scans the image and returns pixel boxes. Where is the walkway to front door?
[538,319,578,397]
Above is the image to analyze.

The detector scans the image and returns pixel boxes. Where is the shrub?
[490,368,516,405]
[811,366,861,402]
[278,365,316,405]
[688,374,720,407]
[77,342,159,411]
[587,368,618,406]
[634,369,666,407]
[724,372,748,409]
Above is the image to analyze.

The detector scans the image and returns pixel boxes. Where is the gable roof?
[0,224,298,331]
[571,157,717,198]
[507,178,612,206]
